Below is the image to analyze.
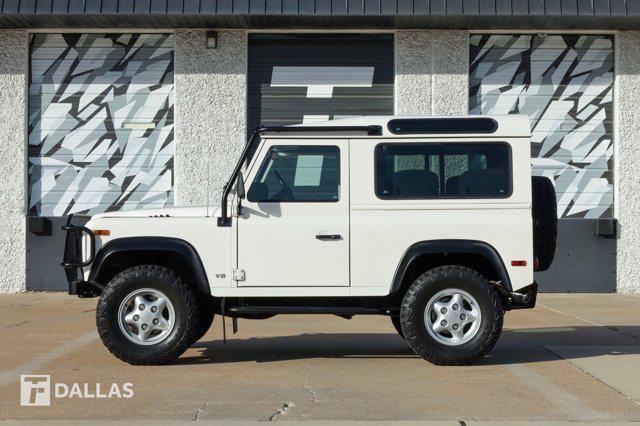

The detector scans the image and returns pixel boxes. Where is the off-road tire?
[400,266,503,365]
[532,176,557,271]
[96,265,200,365]
[391,316,405,339]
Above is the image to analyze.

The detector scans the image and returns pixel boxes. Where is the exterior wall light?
[206,31,217,49]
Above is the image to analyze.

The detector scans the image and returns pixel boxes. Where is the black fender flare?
[88,237,210,294]
[390,239,512,293]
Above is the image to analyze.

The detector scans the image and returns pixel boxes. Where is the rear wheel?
[96,265,200,365]
[400,266,503,365]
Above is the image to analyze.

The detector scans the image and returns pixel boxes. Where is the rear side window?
[248,145,340,202]
[375,143,511,199]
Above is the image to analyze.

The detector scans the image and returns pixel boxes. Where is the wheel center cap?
[140,310,155,322]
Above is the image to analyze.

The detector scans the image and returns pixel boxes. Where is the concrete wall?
[0,31,27,293]
[616,31,640,294]
[174,30,248,207]
[395,30,468,116]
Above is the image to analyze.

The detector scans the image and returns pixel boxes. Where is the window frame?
[247,144,342,203]
[373,141,513,200]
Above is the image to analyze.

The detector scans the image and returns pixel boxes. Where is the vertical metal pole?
[221,297,226,346]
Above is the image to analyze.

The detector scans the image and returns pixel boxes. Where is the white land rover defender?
[62,115,557,366]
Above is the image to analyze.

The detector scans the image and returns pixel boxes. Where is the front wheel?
[400,266,503,365]
[96,265,200,365]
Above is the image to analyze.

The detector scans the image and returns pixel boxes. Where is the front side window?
[375,143,511,199]
[248,145,340,202]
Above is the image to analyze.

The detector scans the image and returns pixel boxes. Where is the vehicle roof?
[262,115,531,139]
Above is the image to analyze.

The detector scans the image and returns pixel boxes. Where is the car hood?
[91,206,220,219]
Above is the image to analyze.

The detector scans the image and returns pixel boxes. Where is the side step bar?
[227,306,386,316]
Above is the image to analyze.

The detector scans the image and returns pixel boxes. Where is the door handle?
[316,234,342,241]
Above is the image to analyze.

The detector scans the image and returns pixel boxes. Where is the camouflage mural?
[28,33,174,216]
[469,34,614,218]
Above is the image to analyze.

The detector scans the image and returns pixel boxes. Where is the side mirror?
[236,172,246,199]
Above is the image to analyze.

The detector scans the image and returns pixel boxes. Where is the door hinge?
[232,268,246,281]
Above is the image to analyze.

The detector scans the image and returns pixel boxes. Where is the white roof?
[266,115,531,138]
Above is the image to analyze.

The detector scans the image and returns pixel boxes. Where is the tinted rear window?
[375,143,511,199]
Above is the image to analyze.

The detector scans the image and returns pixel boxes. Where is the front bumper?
[61,216,99,297]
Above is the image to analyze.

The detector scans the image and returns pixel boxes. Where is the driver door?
[236,139,349,287]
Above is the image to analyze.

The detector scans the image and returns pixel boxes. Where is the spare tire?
[532,176,557,271]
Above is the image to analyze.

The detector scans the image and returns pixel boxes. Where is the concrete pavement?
[0,293,639,422]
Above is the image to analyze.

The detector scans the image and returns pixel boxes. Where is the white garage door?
[28,33,174,216]
[469,34,614,219]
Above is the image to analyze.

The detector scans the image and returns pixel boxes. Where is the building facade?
[0,0,638,293]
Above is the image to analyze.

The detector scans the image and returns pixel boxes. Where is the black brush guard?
[60,215,99,297]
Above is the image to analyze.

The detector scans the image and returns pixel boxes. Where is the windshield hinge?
[232,269,246,281]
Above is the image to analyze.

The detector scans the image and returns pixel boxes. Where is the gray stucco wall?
[616,31,640,294]
[174,30,248,207]
[395,30,468,116]
[0,31,26,293]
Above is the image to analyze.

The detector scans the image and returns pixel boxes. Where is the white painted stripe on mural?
[306,85,334,98]
[122,122,157,130]
[302,115,330,124]
[271,66,374,99]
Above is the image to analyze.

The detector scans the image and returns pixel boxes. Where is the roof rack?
[260,125,383,136]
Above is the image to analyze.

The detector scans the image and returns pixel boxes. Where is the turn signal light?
[93,229,110,236]
[511,260,527,267]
